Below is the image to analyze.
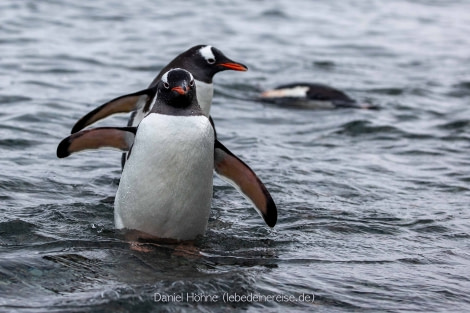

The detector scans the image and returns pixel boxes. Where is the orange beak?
[171,86,187,95]
[218,62,248,71]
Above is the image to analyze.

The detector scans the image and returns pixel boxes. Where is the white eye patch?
[199,46,215,62]
[162,71,169,84]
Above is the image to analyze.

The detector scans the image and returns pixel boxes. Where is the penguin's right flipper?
[214,140,277,227]
[57,127,137,158]
[71,88,156,133]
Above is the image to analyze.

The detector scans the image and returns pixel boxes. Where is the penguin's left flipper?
[214,140,277,227]
[57,127,137,158]
[71,88,156,133]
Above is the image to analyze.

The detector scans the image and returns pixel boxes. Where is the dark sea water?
[1,0,470,312]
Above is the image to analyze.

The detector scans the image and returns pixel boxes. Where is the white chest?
[114,114,215,240]
[195,80,213,117]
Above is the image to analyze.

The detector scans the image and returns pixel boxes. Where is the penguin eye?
[163,82,170,89]
[189,79,195,87]
[207,58,215,64]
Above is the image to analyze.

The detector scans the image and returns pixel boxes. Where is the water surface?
[1,0,470,312]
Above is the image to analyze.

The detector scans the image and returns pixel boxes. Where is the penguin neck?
[152,98,203,117]
[195,80,213,117]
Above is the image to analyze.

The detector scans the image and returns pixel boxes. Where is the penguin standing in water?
[57,68,277,241]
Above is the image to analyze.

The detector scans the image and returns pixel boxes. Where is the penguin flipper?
[57,127,137,158]
[71,88,156,133]
[214,140,277,227]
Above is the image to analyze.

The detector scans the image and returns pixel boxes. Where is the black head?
[158,45,248,84]
[153,68,201,116]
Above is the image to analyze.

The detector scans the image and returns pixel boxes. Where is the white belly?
[115,114,215,241]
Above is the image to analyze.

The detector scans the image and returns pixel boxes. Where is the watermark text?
[154,292,314,304]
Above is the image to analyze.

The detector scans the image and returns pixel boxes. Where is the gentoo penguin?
[259,83,376,109]
[71,45,247,134]
[57,68,277,241]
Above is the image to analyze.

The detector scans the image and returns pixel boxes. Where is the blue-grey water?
[1,1,470,312]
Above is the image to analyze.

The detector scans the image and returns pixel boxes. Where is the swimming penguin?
[71,45,247,134]
[259,83,376,109]
[57,68,277,241]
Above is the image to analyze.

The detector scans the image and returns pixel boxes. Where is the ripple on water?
[448,81,470,97]
[0,219,40,245]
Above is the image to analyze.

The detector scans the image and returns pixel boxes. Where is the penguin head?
[154,68,202,114]
[159,68,195,106]
[182,45,248,82]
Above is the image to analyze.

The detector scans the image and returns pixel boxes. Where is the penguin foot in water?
[126,229,200,256]
[128,241,201,258]
[129,242,154,253]
[172,243,201,258]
